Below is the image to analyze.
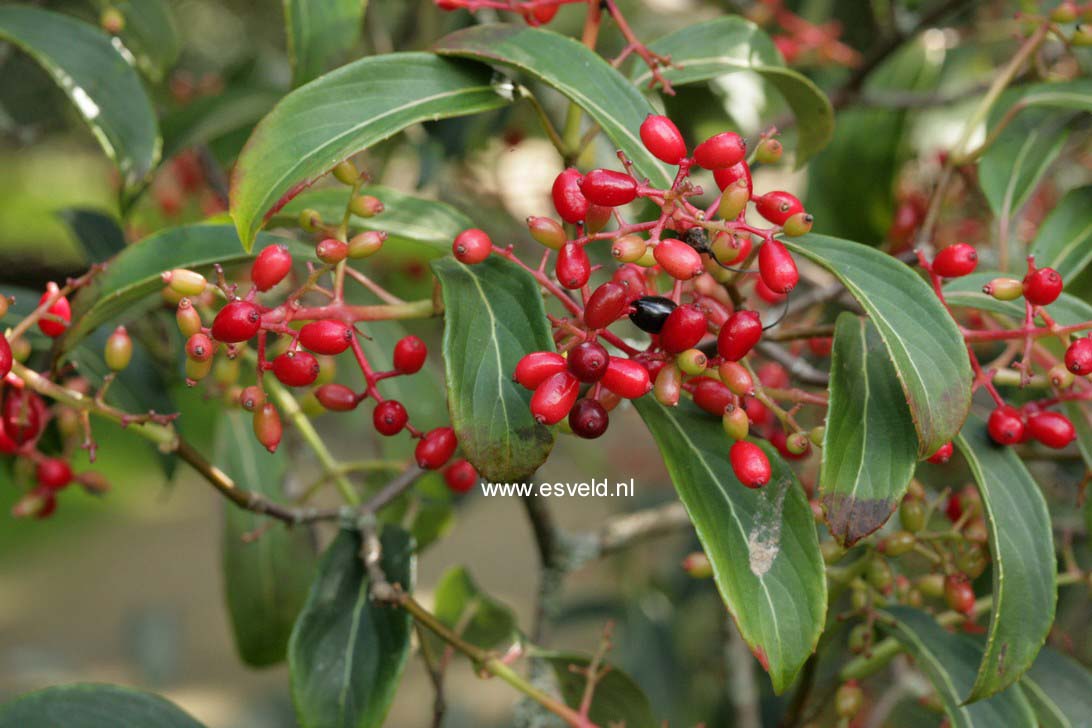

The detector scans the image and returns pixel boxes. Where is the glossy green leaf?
[434,24,672,187]
[1021,647,1092,728]
[784,234,972,455]
[218,412,317,667]
[88,0,180,81]
[0,684,204,728]
[631,17,833,165]
[161,87,280,160]
[230,53,506,250]
[0,5,159,200]
[878,606,1036,727]
[285,0,367,86]
[430,256,555,481]
[58,208,127,264]
[536,651,658,728]
[432,566,518,650]
[289,527,414,728]
[820,314,918,546]
[954,413,1056,701]
[1030,186,1092,281]
[632,398,825,693]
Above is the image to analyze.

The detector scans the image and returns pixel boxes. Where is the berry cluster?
[748,0,861,68]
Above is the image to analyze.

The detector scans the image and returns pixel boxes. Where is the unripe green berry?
[0,296,10,318]
[883,530,917,557]
[677,348,708,376]
[717,179,750,220]
[634,246,658,268]
[185,355,213,383]
[332,160,359,185]
[1072,24,1092,46]
[835,681,864,719]
[718,361,753,396]
[1049,363,1075,389]
[710,231,748,266]
[10,337,31,362]
[820,539,844,565]
[314,355,337,385]
[349,195,384,218]
[755,138,783,164]
[164,269,207,297]
[847,623,872,654]
[176,298,202,337]
[611,234,647,263]
[104,326,132,372]
[808,425,825,446]
[299,208,323,231]
[722,405,750,441]
[983,277,1023,301]
[527,216,567,250]
[347,230,386,259]
[781,212,813,237]
[100,6,125,34]
[786,431,810,455]
[899,498,926,533]
[682,552,713,578]
[866,557,893,590]
[214,356,240,386]
[916,573,945,599]
[1052,1,1078,22]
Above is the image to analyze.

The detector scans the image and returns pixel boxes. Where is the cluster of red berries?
[748,0,861,68]
[434,0,565,26]
[451,114,817,489]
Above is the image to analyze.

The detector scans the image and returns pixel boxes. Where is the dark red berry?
[758,239,799,294]
[944,574,975,614]
[36,458,73,490]
[37,285,71,338]
[453,228,492,264]
[1065,337,1092,375]
[415,427,457,469]
[601,357,652,399]
[2,389,45,446]
[1027,411,1076,449]
[987,405,1024,445]
[251,244,293,291]
[556,243,591,289]
[927,442,954,464]
[393,335,427,374]
[612,265,647,302]
[211,300,262,343]
[659,305,707,353]
[0,337,13,379]
[693,131,746,169]
[730,441,771,488]
[568,340,609,382]
[315,383,359,412]
[552,168,589,224]
[373,399,408,436]
[932,243,978,278]
[717,310,763,361]
[272,351,320,387]
[299,319,353,355]
[579,169,638,207]
[186,333,214,361]
[640,114,687,164]
[692,379,733,416]
[713,161,753,196]
[444,459,478,493]
[530,371,579,425]
[1023,267,1063,306]
[629,296,677,334]
[653,238,703,280]
[515,351,567,389]
[584,282,628,329]
[569,398,609,438]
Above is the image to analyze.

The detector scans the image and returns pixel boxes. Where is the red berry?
[556,243,591,289]
[299,319,353,355]
[743,396,770,427]
[393,335,427,374]
[523,1,559,24]
[2,389,45,446]
[444,459,478,493]
[568,340,609,382]
[927,442,954,464]
[272,351,320,387]
[612,265,647,302]
[717,310,763,361]
[36,458,73,490]
[37,284,71,337]
[569,398,609,438]
[944,574,975,614]
[1023,267,1063,306]
[693,131,746,169]
[186,333,214,361]
[251,244,293,291]
[453,228,492,264]
[0,337,12,379]
[1065,337,1092,375]
[807,337,832,357]
[932,243,978,278]
[579,169,638,207]
[211,300,262,343]
[0,412,16,454]
[1027,411,1076,449]
[530,371,579,425]
[584,282,628,329]
[552,168,589,223]
[601,357,652,399]
[730,441,771,488]
[754,191,804,226]
[315,238,348,264]
[415,427,457,469]
[987,405,1024,445]
[253,403,282,453]
[654,238,703,280]
[758,239,799,294]
[514,351,567,389]
[754,278,786,304]
[659,305,707,353]
[640,114,687,164]
[692,379,733,416]
[757,362,789,390]
[712,161,753,196]
[373,399,408,436]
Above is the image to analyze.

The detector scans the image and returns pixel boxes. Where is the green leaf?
[430,256,555,481]
[284,0,367,86]
[0,5,160,201]
[289,527,414,728]
[631,17,833,165]
[434,24,672,187]
[218,412,318,667]
[230,53,507,250]
[432,566,518,650]
[820,314,918,546]
[0,684,204,728]
[88,0,180,82]
[161,87,280,160]
[536,651,658,728]
[954,413,1056,701]
[632,398,826,693]
[1030,186,1092,281]
[58,208,127,264]
[878,606,1037,727]
[1021,647,1092,728]
[784,234,972,455]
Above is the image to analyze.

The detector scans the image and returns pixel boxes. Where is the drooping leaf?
[1021,647,1092,728]
[430,256,555,481]
[632,398,826,693]
[432,566,518,650]
[820,314,918,546]
[1029,186,1092,281]
[954,414,1056,701]
[87,0,180,82]
[0,684,204,728]
[161,87,280,160]
[218,412,317,667]
[784,234,972,455]
[289,527,414,728]
[536,651,658,728]
[0,5,160,201]
[630,16,833,165]
[434,24,673,187]
[58,208,127,264]
[284,0,367,86]
[878,606,1037,727]
[230,53,507,250]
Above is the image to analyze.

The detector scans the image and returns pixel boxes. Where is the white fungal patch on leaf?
[747,474,789,576]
